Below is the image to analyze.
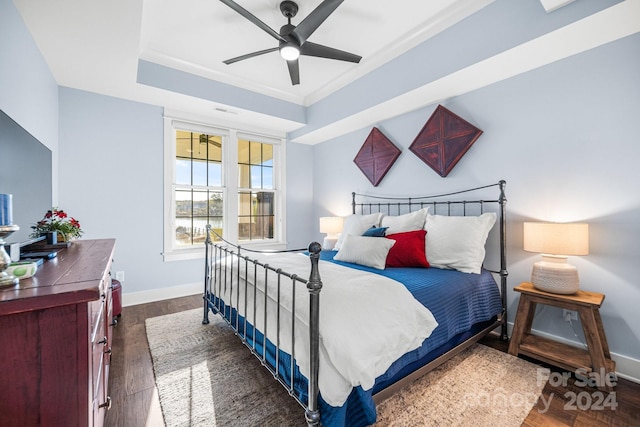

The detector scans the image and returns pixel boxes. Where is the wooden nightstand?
[508,282,616,391]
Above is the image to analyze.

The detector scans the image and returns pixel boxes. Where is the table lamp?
[319,216,343,250]
[523,222,589,294]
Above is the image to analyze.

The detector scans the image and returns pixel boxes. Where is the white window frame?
[163,111,287,262]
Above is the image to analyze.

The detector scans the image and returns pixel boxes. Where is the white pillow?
[424,212,497,274]
[334,234,395,270]
[333,212,384,251]
[381,208,429,235]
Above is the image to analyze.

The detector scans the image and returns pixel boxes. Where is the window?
[174,130,224,247]
[238,139,274,240]
[163,114,286,261]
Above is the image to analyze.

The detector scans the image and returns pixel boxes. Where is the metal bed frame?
[202,180,508,427]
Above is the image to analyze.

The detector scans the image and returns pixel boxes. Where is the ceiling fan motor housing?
[280,23,296,39]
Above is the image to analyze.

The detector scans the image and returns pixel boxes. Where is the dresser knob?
[98,336,107,345]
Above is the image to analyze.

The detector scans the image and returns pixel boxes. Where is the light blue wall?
[0,0,58,152]
[311,33,640,365]
[58,88,205,293]
[285,140,315,249]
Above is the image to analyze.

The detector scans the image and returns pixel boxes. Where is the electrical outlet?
[563,309,577,321]
[115,271,125,282]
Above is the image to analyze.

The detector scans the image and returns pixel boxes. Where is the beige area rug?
[146,309,547,427]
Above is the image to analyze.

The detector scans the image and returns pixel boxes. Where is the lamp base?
[322,236,338,251]
[531,256,580,294]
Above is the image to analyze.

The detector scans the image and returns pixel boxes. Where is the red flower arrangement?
[30,207,83,241]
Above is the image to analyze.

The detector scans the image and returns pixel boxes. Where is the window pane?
[263,166,273,189]
[192,134,207,160]
[192,218,209,244]
[238,139,249,164]
[208,136,222,161]
[208,162,222,187]
[208,192,224,216]
[262,144,273,167]
[175,190,192,246]
[175,190,192,217]
[175,159,191,185]
[193,190,208,216]
[175,217,193,246]
[238,164,251,188]
[250,165,262,189]
[192,159,207,186]
[238,192,252,216]
[176,130,192,158]
[208,217,223,242]
[250,141,262,165]
[257,192,274,215]
[238,192,252,240]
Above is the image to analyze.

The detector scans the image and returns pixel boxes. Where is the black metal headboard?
[351,180,508,340]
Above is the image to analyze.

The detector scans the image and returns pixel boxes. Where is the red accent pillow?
[385,230,430,268]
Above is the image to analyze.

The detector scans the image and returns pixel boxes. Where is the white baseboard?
[122,282,202,307]
[505,322,640,385]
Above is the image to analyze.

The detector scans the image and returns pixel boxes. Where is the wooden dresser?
[0,239,116,427]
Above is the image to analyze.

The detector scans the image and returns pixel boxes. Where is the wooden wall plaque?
[353,127,401,187]
[409,105,483,177]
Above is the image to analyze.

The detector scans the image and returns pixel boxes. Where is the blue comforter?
[317,251,503,426]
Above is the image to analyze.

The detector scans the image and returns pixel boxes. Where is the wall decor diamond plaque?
[409,105,483,177]
[354,127,401,187]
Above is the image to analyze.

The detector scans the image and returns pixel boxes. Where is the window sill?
[163,247,206,262]
[163,241,289,262]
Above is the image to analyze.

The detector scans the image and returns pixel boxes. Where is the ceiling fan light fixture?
[280,42,300,61]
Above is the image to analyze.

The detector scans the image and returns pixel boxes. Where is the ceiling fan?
[220,0,362,85]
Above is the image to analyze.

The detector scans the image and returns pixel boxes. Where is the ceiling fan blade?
[301,41,361,63]
[286,59,300,85]
[219,0,286,42]
[223,47,279,65]
[291,0,343,45]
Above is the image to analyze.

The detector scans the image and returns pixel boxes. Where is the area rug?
[146,309,547,427]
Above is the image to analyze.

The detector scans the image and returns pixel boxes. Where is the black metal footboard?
[202,226,323,427]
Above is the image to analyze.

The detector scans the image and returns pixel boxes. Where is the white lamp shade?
[319,216,343,236]
[523,222,589,294]
[523,222,589,256]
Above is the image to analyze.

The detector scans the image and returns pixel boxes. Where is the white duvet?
[213,251,438,406]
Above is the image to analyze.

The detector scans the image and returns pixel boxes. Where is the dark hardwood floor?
[105,296,640,427]
[105,294,203,427]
